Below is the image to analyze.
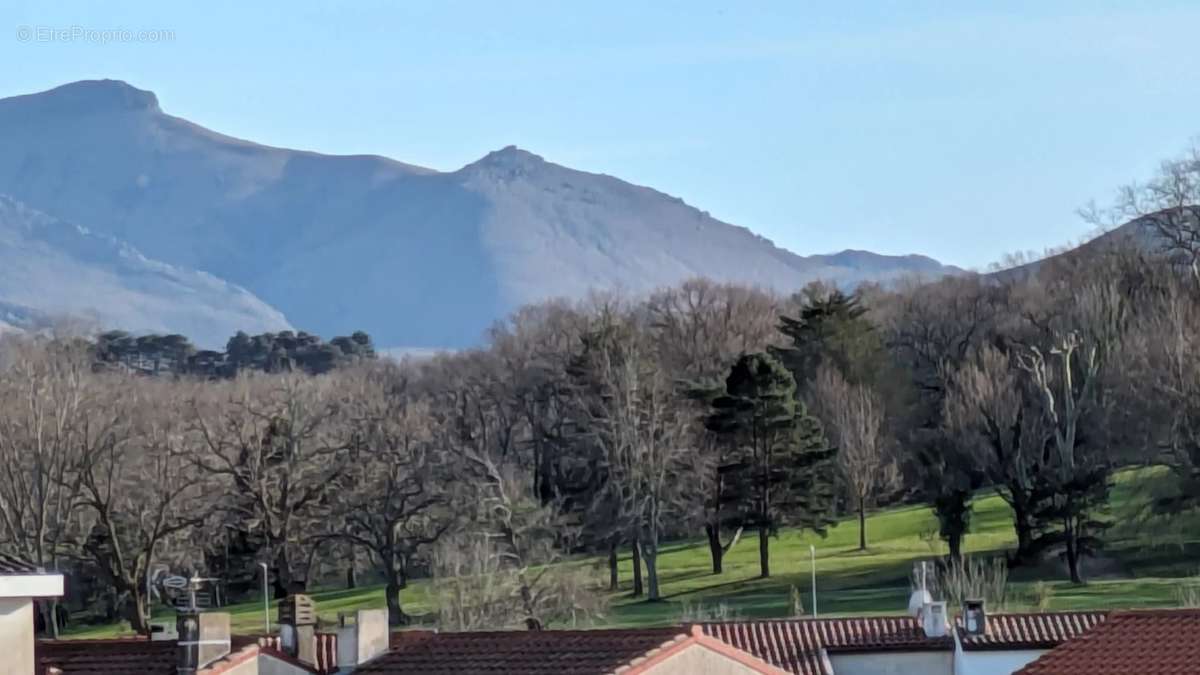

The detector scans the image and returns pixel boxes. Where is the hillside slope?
[0,196,292,347]
[0,80,960,347]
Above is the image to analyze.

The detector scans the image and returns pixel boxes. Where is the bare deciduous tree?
[74,378,214,633]
[1085,143,1200,282]
[190,374,356,597]
[944,344,1046,564]
[0,338,90,636]
[810,365,894,550]
[340,364,453,625]
[571,319,691,600]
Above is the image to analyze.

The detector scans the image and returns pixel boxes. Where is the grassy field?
[62,467,1200,638]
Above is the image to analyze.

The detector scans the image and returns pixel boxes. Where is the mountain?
[988,211,1182,282]
[0,195,291,347]
[0,80,961,348]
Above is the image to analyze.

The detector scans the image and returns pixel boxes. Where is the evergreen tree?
[770,288,884,389]
[705,353,837,578]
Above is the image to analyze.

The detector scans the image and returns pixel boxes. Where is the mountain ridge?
[0,79,963,348]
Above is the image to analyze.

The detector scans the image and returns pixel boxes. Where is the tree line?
[4,147,1200,634]
[94,329,376,377]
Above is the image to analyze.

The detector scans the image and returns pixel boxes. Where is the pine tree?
[770,288,884,389]
[705,353,837,578]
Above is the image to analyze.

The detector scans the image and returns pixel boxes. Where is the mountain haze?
[0,80,961,347]
[0,196,292,346]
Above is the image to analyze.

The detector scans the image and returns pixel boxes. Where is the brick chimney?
[279,594,318,666]
[176,611,231,674]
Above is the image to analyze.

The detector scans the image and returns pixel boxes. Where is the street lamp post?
[810,545,817,617]
[259,562,270,635]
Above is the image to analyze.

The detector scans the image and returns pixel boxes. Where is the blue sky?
[4,1,1199,269]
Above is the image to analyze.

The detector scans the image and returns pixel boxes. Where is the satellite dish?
[162,575,189,590]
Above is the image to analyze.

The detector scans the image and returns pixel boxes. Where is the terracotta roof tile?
[358,627,687,674]
[36,635,332,675]
[1016,609,1200,675]
[36,637,176,675]
[956,611,1107,650]
[697,617,954,675]
[0,551,40,574]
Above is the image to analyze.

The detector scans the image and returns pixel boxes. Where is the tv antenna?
[159,574,221,612]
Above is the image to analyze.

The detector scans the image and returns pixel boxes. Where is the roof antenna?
[908,561,932,618]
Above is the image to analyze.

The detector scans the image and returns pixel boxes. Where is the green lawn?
[62,467,1200,638]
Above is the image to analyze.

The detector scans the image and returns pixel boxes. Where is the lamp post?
[810,545,817,617]
[259,562,270,635]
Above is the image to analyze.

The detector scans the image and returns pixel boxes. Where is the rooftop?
[698,617,955,675]
[36,637,177,675]
[30,611,1119,675]
[1016,609,1200,675]
[35,635,323,675]
[357,627,687,674]
[956,611,1108,651]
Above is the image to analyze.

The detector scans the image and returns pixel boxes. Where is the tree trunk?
[607,542,619,591]
[124,588,150,635]
[705,524,724,574]
[644,544,661,601]
[758,524,770,578]
[38,601,60,638]
[1065,517,1083,584]
[272,548,296,599]
[631,540,644,597]
[345,547,358,589]
[1008,490,1037,566]
[385,580,410,626]
[948,532,962,563]
[858,497,867,551]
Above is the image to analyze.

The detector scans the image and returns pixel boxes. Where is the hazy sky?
[5,1,1199,269]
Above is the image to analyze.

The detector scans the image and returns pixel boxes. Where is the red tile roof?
[697,617,954,675]
[36,637,176,675]
[1016,610,1200,675]
[356,627,688,674]
[956,611,1107,650]
[37,634,326,675]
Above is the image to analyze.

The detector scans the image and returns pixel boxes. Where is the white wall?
[955,650,1047,675]
[643,643,767,675]
[258,654,320,675]
[0,597,34,675]
[829,651,954,675]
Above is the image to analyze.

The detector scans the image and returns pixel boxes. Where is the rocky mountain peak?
[0,79,160,116]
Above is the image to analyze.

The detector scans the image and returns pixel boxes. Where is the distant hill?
[987,212,1181,282]
[0,196,291,347]
[0,80,962,348]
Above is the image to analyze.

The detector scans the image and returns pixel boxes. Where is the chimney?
[963,599,987,636]
[279,594,318,666]
[176,611,231,674]
[921,601,948,638]
[151,619,180,642]
[336,609,390,668]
